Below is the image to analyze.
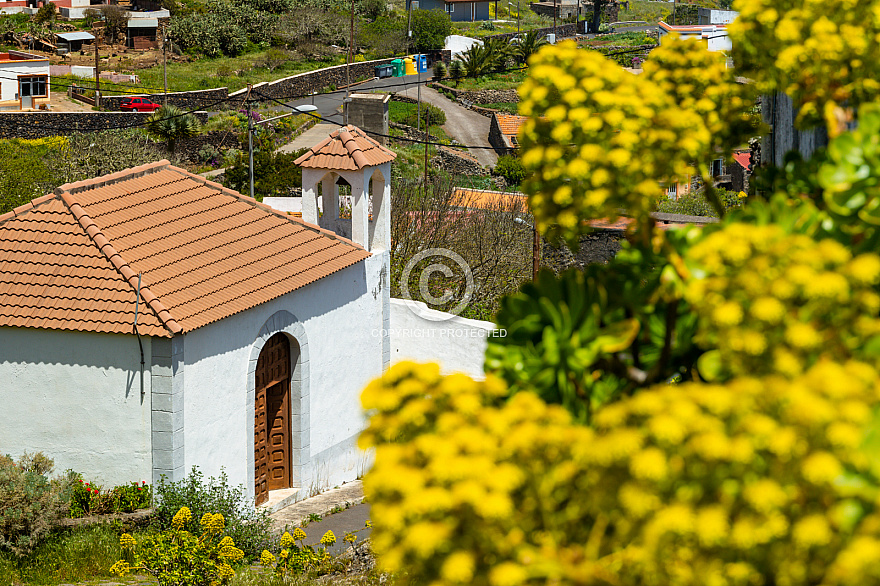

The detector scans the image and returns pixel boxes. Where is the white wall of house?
[179,254,387,502]
[0,327,152,485]
[0,58,50,103]
[388,298,495,379]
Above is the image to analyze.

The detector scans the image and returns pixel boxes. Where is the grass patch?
[618,0,671,24]
[0,524,132,586]
[449,68,528,92]
[75,49,352,96]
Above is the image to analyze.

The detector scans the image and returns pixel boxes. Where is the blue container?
[414,54,428,73]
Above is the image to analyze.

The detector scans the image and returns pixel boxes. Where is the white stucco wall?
[388,298,498,379]
[0,58,50,102]
[0,327,152,485]
[179,253,387,501]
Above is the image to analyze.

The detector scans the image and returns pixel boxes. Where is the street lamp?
[248,104,319,200]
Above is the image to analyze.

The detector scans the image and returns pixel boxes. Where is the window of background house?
[19,76,47,98]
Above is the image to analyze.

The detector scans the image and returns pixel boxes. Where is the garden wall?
[430,82,520,105]
[101,88,230,111]
[389,299,498,380]
[488,22,578,43]
[229,57,398,104]
[0,111,207,139]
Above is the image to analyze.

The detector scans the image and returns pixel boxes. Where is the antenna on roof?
[134,272,145,398]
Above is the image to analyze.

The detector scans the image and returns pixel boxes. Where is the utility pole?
[94,39,100,109]
[247,84,255,200]
[162,25,168,106]
[345,0,354,125]
[553,0,557,40]
[517,0,520,33]
[423,108,430,185]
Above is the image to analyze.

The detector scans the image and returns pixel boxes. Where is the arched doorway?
[254,332,291,506]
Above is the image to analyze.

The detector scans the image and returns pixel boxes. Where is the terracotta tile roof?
[0,160,370,338]
[495,113,529,137]
[733,151,750,170]
[451,187,528,212]
[294,125,396,171]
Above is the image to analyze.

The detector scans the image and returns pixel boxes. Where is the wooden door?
[254,333,290,506]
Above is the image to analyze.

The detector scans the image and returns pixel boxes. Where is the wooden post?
[423,108,430,185]
[94,40,100,109]
[162,25,168,107]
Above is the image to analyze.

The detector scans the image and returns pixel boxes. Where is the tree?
[360,0,880,583]
[589,0,608,34]
[409,8,452,52]
[145,105,203,154]
[222,134,305,200]
[99,5,129,43]
[33,2,56,28]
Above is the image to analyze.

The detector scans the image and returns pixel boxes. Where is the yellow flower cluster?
[361,361,880,585]
[320,530,336,546]
[172,506,192,529]
[518,39,753,244]
[685,222,880,377]
[200,512,225,534]
[119,533,136,549]
[260,549,276,566]
[109,560,130,577]
[280,531,296,549]
[293,527,307,541]
[729,0,880,130]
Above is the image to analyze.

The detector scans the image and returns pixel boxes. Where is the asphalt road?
[295,503,372,556]
[282,73,431,124]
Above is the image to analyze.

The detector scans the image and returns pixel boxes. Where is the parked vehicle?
[120,97,162,112]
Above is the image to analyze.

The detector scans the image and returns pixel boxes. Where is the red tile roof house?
[0,154,392,509]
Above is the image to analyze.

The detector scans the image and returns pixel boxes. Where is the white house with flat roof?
[658,21,731,53]
[0,51,49,110]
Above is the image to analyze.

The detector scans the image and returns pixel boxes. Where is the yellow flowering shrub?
[729,0,880,130]
[518,39,755,244]
[685,222,880,378]
[260,528,337,577]
[111,507,243,586]
[361,361,880,586]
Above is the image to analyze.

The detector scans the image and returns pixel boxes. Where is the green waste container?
[391,59,405,77]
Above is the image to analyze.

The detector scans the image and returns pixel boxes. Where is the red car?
[120,97,162,112]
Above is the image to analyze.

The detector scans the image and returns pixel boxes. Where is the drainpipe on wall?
[134,272,145,398]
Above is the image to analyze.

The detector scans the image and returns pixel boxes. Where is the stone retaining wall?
[433,146,488,176]
[101,88,230,111]
[488,22,578,43]
[230,58,397,105]
[431,83,520,106]
[542,231,624,271]
[0,111,207,139]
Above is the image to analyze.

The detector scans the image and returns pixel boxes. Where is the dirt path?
[397,85,498,169]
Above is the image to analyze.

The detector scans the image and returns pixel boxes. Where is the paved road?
[282,74,430,125]
[397,83,498,168]
[281,72,497,168]
[295,504,372,556]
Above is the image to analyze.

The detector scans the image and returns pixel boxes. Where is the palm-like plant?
[146,105,202,154]
[449,60,466,86]
[483,37,512,71]
[456,43,494,79]
[514,30,549,65]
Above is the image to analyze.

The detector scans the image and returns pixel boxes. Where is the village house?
[0,145,394,508]
[0,50,49,110]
